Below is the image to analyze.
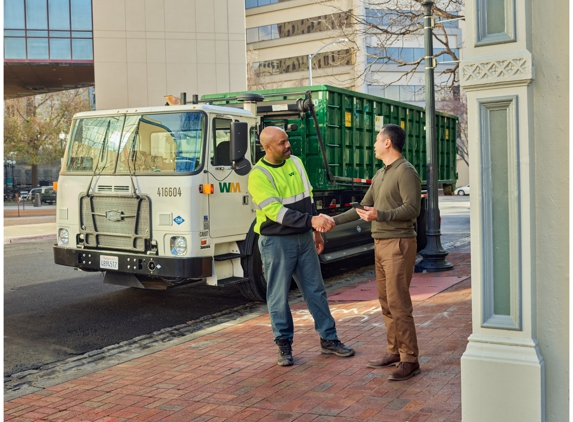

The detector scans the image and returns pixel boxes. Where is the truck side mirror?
[230,121,251,176]
[230,122,248,161]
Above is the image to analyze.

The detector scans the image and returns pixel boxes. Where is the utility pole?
[415,0,453,273]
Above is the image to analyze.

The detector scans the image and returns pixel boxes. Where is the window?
[27,37,49,59]
[5,38,26,59]
[50,38,71,59]
[49,0,71,30]
[246,12,349,43]
[66,112,205,174]
[5,0,25,29]
[211,118,232,166]
[71,0,92,30]
[72,38,92,60]
[26,0,48,29]
[4,0,93,61]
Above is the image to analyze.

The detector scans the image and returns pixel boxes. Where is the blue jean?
[258,231,338,342]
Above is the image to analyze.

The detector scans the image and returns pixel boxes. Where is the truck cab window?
[65,112,205,174]
[211,118,232,166]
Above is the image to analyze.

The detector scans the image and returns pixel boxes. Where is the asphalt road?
[4,195,469,378]
[3,243,375,378]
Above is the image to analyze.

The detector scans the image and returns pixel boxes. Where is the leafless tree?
[4,89,91,187]
[314,0,464,91]
[437,89,468,166]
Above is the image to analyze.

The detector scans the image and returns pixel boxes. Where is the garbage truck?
[53,85,457,301]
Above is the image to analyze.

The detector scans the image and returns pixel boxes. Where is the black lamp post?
[415,0,453,272]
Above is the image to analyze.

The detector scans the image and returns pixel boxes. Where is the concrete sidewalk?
[4,247,471,421]
[3,205,56,243]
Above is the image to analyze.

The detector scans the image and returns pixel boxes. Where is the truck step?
[217,276,249,287]
[214,253,245,261]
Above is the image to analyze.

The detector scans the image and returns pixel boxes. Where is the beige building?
[460,0,568,420]
[92,0,247,110]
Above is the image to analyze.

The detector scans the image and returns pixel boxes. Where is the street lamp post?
[414,0,453,273]
[308,38,348,86]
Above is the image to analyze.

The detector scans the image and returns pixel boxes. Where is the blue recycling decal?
[174,216,185,225]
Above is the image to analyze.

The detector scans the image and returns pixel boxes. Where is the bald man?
[247,126,355,366]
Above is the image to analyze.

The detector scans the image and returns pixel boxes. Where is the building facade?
[245,0,463,103]
[4,0,247,109]
[459,0,568,420]
[91,0,247,110]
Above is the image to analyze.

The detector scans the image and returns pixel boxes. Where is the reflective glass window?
[5,0,26,29]
[26,0,48,29]
[5,30,26,36]
[270,24,278,39]
[27,30,48,36]
[71,0,92,30]
[50,30,71,37]
[245,0,257,8]
[27,37,49,59]
[50,38,71,59]
[258,0,270,5]
[72,30,92,38]
[5,38,27,59]
[49,0,71,30]
[72,38,93,59]
[259,25,272,41]
[385,85,400,101]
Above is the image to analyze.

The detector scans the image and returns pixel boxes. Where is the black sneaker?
[320,338,355,357]
[275,338,294,366]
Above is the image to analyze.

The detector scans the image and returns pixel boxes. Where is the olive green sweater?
[333,156,421,238]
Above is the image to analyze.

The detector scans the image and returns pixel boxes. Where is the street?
[4,196,469,381]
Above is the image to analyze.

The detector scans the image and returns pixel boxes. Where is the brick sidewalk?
[5,251,471,422]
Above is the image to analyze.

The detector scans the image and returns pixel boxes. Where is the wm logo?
[219,182,241,193]
[289,172,296,176]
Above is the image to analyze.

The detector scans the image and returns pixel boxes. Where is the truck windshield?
[65,112,205,174]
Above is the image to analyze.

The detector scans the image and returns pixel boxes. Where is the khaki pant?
[374,237,418,363]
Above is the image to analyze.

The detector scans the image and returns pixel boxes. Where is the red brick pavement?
[5,251,471,422]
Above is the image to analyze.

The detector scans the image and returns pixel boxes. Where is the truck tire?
[239,235,268,302]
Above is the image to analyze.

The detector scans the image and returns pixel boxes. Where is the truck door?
[208,117,253,238]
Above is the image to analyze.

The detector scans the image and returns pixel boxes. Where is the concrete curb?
[4,234,56,244]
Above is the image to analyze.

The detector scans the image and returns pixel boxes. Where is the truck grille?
[79,194,151,252]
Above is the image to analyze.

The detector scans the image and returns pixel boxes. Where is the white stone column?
[459,0,545,420]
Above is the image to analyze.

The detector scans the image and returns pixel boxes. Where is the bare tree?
[437,89,468,166]
[4,89,91,187]
[314,0,463,91]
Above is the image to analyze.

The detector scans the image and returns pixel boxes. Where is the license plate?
[100,255,119,270]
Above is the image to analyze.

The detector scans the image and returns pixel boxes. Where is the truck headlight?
[170,236,187,256]
[58,228,69,246]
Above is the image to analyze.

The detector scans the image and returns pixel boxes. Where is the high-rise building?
[245,0,463,106]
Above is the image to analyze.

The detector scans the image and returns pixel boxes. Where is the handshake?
[312,214,336,233]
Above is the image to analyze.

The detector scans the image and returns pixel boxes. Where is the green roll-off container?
[202,84,458,191]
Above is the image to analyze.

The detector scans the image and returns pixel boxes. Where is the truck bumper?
[53,246,212,279]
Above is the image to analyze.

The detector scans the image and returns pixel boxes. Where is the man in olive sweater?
[332,123,421,381]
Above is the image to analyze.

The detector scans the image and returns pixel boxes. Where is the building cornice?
[460,50,534,91]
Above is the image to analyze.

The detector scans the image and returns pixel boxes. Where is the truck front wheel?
[239,235,268,302]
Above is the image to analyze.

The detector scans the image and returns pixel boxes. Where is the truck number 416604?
[157,187,182,197]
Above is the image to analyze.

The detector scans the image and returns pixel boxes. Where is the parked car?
[19,191,29,200]
[28,187,57,204]
[454,184,470,196]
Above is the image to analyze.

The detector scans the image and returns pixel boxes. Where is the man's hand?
[356,206,378,222]
[311,214,335,232]
[313,231,325,254]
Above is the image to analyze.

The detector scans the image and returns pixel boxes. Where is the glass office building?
[5,0,93,61]
[4,0,94,98]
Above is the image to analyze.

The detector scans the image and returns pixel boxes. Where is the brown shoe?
[367,353,400,369]
[388,362,421,381]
